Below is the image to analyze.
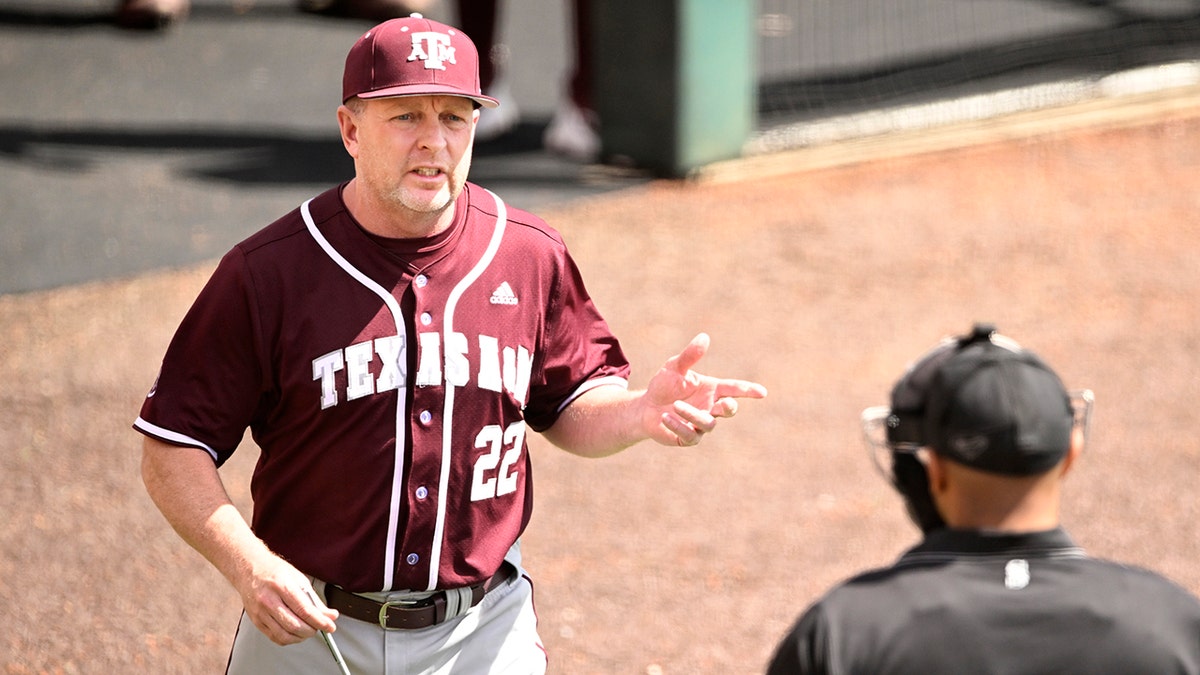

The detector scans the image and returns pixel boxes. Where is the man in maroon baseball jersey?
[134,13,767,674]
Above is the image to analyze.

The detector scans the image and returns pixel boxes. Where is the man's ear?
[1059,427,1084,478]
[924,451,948,496]
[337,104,360,159]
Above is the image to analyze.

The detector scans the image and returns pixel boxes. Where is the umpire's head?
[863,324,1093,533]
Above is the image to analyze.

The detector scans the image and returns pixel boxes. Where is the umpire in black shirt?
[767,324,1200,674]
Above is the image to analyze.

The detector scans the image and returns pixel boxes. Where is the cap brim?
[353,84,499,108]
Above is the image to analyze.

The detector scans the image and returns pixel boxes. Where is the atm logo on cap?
[407,31,457,70]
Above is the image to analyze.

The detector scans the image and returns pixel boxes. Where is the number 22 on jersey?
[471,421,525,501]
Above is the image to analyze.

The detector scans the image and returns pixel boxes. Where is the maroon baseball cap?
[342,14,499,108]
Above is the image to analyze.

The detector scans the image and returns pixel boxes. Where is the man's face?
[342,95,478,218]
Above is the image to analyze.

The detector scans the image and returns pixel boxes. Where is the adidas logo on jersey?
[490,282,518,306]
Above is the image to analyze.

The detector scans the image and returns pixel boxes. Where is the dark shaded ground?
[4,97,1200,673]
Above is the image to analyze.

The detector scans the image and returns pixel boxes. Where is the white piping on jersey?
[556,375,629,414]
[300,198,410,592]
[133,416,219,462]
[427,188,508,592]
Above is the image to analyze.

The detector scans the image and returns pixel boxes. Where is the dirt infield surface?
[4,90,1200,674]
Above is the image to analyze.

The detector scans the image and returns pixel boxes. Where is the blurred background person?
[116,0,435,33]
[457,0,599,161]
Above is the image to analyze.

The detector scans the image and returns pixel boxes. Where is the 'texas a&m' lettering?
[406,31,456,71]
[312,331,533,410]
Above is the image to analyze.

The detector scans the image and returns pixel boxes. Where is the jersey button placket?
[408,273,435,586]
[413,273,432,327]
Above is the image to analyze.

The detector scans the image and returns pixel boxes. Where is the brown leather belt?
[324,564,513,630]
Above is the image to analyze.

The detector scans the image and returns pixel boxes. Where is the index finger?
[294,585,339,633]
[714,379,768,399]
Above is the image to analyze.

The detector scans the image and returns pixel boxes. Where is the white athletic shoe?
[542,100,600,162]
[474,80,520,142]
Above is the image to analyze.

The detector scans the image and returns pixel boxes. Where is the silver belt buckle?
[377,599,418,629]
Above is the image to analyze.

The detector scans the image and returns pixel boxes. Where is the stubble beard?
[380,148,472,220]
[390,182,455,215]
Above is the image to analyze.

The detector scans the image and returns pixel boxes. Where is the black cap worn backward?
[888,324,1074,475]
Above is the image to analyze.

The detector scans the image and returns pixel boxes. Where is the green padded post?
[590,0,756,177]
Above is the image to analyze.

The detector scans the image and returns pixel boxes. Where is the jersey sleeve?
[133,247,267,466]
[766,603,834,675]
[522,247,630,432]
